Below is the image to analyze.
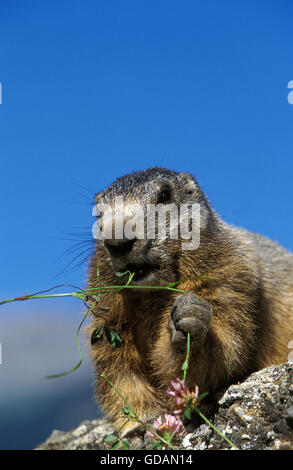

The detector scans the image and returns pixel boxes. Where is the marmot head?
[92,167,213,286]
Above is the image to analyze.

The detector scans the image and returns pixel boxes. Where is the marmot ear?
[179,172,199,197]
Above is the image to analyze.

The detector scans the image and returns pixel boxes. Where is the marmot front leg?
[168,292,212,352]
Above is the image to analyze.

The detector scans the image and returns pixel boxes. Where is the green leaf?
[91,327,104,345]
[121,440,131,450]
[121,407,136,418]
[115,271,128,278]
[168,281,177,288]
[198,391,209,402]
[181,357,188,371]
[105,327,124,348]
[115,270,135,285]
[110,441,121,450]
[105,434,119,442]
[183,407,192,420]
[148,441,162,450]
[105,327,114,342]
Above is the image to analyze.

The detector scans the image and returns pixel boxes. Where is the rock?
[200,362,293,450]
[36,418,115,450]
[284,405,293,430]
[36,363,293,450]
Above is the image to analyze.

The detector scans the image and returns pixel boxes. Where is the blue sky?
[0,0,293,295]
[0,0,293,449]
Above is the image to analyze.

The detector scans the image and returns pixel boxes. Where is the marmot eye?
[157,187,172,204]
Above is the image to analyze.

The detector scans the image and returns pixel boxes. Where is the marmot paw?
[168,292,212,352]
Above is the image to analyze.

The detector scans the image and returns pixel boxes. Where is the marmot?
[88,167,293,435]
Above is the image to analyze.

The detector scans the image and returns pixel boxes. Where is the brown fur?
[87,167,293,433]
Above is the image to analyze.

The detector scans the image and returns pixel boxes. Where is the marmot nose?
[104,238,136,258]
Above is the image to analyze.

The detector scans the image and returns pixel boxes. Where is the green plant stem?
[182,332,190,382]
[0,292,74,305]
[46,299,97,379]
[0,284,185,307]
[101,371,135,416]
[181,330,239,450]
[194,406,239,450]
[143,424,176,450]
[101,371,176,450]
[80,285,185,293]
[1,271,238,450]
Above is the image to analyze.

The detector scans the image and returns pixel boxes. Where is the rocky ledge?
[36,362,293,450]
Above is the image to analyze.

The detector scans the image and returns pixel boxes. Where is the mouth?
[120,262,159,282]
